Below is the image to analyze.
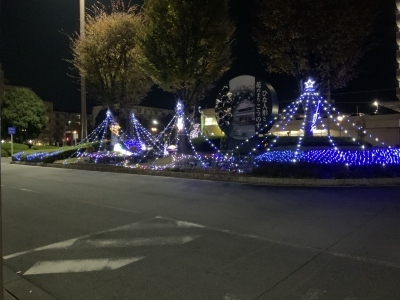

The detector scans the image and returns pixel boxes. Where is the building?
[259,113,400,147]
[53,110,93,146]
[201,106,400,147]
[200,108,225,137]
[37,102,93,146]
[37,101,55,145]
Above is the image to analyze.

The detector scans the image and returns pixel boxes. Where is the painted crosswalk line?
[24,257,145,275]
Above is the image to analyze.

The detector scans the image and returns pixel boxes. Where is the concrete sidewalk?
[4,289,17,300]
[3,266,56,300]
[1,157,11,164]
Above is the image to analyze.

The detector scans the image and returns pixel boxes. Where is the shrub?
[86,145,95,153]
[2,143,29,153]
[252,162,400,179]
[31,145,60,150]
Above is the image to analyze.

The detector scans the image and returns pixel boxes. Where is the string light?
[13,78,399,173]
[256,148,400,165]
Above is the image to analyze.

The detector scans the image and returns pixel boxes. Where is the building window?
[205,117,217,126]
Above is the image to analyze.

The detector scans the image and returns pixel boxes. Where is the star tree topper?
[304,78,316,91]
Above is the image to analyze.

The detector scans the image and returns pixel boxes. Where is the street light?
[374,100,379,114]
[72,130,78,146]
[152,119,165,130]
[337,115,344,137]
[80,0,87,142]
[152,119,167,142]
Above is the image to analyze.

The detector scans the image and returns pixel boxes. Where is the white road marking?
[24,257,144,275]
[175,220,205,228]
[300,289,326,300]
[18,188,39,193]
[156,216,400,269]
[223,294,251,300]
[4,217,159,259]
[4,238,80,260]
[85,236,200,248]
[157,217,400,272]
[1,185,40,193]
[108,221,190,231]
[157,216,315,250]
[327,251,400,270]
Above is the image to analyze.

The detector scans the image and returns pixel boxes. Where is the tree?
[70,0,152,115]
[2,87,47,142]
[252,0,377,94]
[136,0,235,107]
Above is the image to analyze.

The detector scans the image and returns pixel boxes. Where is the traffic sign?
[8,127,16,135]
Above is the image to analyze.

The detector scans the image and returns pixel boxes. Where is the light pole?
[80,0,87,142]
[0,64,4,300]
[337,115,344,137]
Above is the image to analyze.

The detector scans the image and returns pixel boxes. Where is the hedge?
[252,162,400,179]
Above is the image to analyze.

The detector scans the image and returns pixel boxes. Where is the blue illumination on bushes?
[255,149,400,165]
[13,149,65,162]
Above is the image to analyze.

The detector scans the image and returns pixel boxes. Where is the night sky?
[0,0,397,115]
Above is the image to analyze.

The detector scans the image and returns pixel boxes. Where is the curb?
[10,161,400,186]
[3,265,57,300]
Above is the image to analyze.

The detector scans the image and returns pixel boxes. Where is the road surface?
[2,163,400,299]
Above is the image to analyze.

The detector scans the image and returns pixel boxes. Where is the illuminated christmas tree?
[299,78,323,137]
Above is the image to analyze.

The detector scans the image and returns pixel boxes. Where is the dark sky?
[0,0,397,114]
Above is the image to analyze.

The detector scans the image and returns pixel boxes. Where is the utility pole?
[80,0,87,142]
[326,79,331,136]
[0,64,5,300]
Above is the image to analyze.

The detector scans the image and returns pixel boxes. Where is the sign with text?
[8,127,16,135]
[215,75,278,140]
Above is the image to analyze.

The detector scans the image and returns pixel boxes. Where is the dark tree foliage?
[136,0,235,107]
[252,0,377,94]
[2,87,47,141]
[70,0,152,115]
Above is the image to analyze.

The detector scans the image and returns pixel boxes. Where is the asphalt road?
[2,162,400,300]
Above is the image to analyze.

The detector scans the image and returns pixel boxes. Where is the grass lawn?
[1,143,29,157]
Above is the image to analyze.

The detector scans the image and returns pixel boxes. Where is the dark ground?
[2,162,400,299]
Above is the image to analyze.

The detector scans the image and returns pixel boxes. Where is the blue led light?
[255,149,400,166]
